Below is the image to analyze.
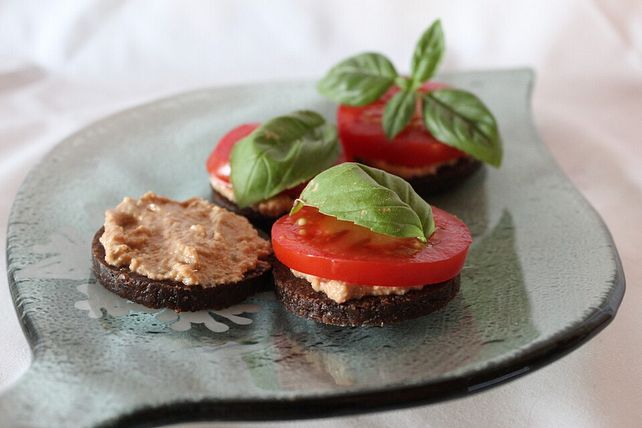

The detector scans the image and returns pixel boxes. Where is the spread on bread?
[100,192,271,286]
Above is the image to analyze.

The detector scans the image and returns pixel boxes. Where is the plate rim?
[103,272,623,425]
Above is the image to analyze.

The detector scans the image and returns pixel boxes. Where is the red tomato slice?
[272,206,471,287]
[206,123,259,183]
[338,82,466,168]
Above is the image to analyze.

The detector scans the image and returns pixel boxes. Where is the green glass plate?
[1,69,625,427]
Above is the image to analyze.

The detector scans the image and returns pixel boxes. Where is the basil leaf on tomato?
[383,89,417,139]
[317,53,398,106]
[410,19,444,85]
[422,89,502,167]
[292,162,435,242]
[230,111,339,208]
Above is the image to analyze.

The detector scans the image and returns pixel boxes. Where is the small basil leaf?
[317,53,398,106]
[422,89,502,167]
[410,19,445,84]
[231,111,339,208]
[383,90,417,139]
[293,162,435,242]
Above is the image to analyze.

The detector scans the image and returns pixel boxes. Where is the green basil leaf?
[317,53,398,106]
[383,90,416,139]
[230,110,339,208]
[422,89,502,167]
[411,19,445,84]
[292,162,435,242]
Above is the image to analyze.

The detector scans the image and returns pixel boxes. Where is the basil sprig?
[292,162,435,242]
[317,19,502,167]
[230,110,339,208]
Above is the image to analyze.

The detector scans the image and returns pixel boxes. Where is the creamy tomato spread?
[100,192,271,286]
[366,157,464,179]
[209,175,293,217]
[291,269,424,304]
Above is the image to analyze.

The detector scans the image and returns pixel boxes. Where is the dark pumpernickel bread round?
[91,227,272,312]
[357,156,482,198]
[272,260,460,327]
[210,188,279,232]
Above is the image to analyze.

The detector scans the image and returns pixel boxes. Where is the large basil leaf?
[410,19,444,85]
[230,111,339,207]
[423,89,502,167]
[383,89,417,139]
[293,162,435,241]
[317,53,398,106]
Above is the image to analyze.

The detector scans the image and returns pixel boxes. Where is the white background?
[1,1,641,427]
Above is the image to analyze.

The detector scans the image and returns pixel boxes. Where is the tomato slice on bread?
[272,205,471,287]
[338,82,467,168]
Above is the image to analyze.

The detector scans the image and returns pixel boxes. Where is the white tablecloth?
[1,1,640,427]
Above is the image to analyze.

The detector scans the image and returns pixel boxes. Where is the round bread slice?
[357,156,482,198]
[92,227,272,312]
[210,188,279,232]
[272,260,460,327]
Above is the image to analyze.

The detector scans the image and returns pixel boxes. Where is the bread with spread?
[206,110,341,231]
[92,192,272,311]
[270,163,471,326]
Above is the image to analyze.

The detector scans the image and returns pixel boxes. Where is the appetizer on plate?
[271,162,472,326]
[92,192,272,311]
[318,20,502,196]
[207,110,341,230]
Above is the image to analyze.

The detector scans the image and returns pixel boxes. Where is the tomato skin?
[206,123,259,183]
[338,82,466,168]
[272,206,471,287]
